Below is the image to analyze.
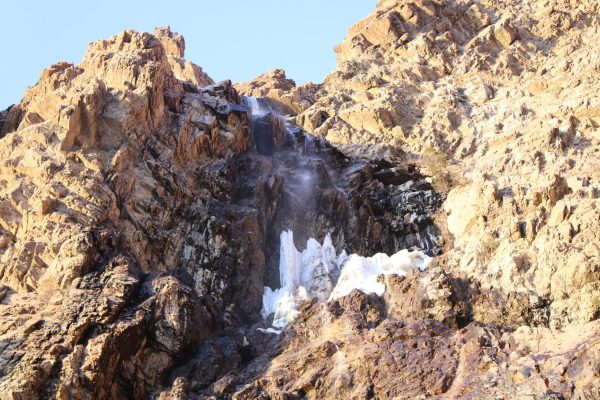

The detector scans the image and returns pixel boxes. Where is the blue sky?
[0,0,376,109]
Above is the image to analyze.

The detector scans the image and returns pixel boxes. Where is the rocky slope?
[1,0,600,399]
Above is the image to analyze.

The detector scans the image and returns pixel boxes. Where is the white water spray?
[244,96,262,116]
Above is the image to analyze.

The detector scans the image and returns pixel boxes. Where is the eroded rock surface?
[0,25,255,399]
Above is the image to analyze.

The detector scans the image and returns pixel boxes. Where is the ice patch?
[260,230,432,330]
[329,250,430,300]
[261,230,340,329]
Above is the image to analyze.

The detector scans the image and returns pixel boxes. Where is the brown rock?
[235,69,320,114]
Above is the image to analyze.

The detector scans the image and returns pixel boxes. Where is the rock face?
[0,26,254,399]
[0,23,443,399]
[2,0,600,398]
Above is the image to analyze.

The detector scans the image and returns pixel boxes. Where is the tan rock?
[493,18,517,48]
[547,199,569,227]
[234,69,320,114]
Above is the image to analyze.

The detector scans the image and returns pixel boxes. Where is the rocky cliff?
[1,0,600,399]
[0,23,441,399]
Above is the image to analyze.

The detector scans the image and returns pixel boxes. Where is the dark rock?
[0,106,9,136]
[212,371,239,396]
[0,285,8,302]
[171,337,243,391]
[0,105,21,139]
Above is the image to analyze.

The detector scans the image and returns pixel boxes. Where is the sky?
[0,0,376,109]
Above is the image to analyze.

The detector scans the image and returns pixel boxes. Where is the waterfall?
[243,96,264,117]
[243,96,435,333]
[242,96,291,156]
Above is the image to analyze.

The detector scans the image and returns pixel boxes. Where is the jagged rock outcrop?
[0,25,256,398]
[233,289,600,399]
